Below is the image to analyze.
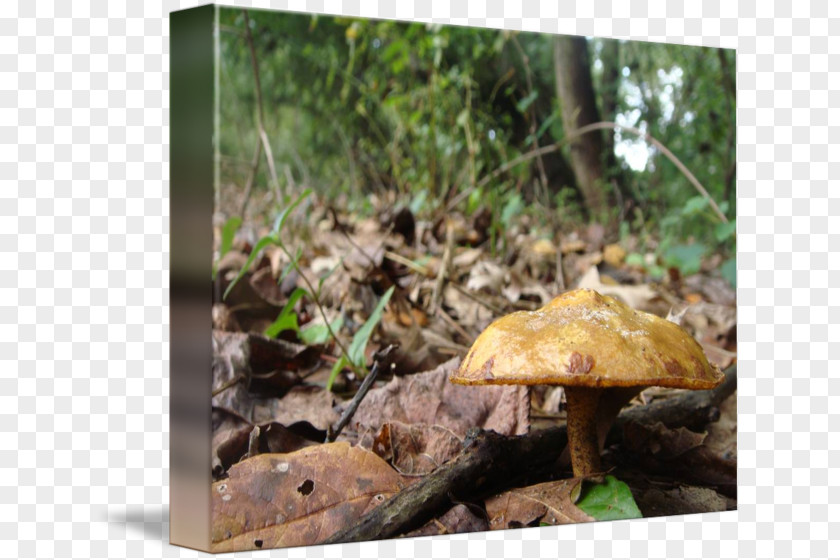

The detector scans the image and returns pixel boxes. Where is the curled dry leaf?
[576,266,658,312]
[211,443,405,552]
[465,260,508,293]
[622,421,708,460]
[256,385,339,430]
[485,479,595,530]
[212,331,329,427]
[249,266,287,307]
[349,357,530,439]
[366,421,463,475]
[212,413,323,476]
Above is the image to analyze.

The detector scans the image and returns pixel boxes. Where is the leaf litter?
[210,193,737,545]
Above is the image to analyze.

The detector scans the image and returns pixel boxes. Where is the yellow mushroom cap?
[451,289,724,390]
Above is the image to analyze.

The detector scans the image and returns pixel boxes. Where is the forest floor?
[208,189,737,551]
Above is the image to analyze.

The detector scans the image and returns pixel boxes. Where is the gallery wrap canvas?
[170,4,736,553]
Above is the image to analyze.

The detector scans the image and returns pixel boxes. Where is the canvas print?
[179,5,736,552]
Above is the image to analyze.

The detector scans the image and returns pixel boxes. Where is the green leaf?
[213,216,242,281]
[714,221,737,243]
[347,285,395,368]
[456,108,470,127]
[534,111,558,141]
[515,90,538,113]
[264,287,307,338]
[408,190,428,215]
[299,315,344,345]
[721,257,736,288]
[326,355,349,392]
[662,243,707,276]
[625,252,645,267]
[223,234,277,301]
[575,475,643,521]
[219,216,242,259]
[273,188,312,234]
[500,193,524,228]
[681,195,708,216]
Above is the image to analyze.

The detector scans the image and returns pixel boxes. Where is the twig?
[429,220,454,314]
[383,251,430,277]
[555,247,566,291]
[241,10,282,205]
[326,345,397,442]
[450,283,506,316]
[436,306,472,343]
[245,425,260,459]
[211,373,245,398]
[277,242,358,376]
[324,364,736,544]
[510,35,549,195]
[447,121,729,224]
[239,133,262,218]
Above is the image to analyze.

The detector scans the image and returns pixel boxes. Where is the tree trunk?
[554,36,606,217]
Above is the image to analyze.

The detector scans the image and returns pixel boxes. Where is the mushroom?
[449,289,724,477]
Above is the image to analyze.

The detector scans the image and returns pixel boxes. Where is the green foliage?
[500,192,525,228]
[721,256,736,288]
[223,234,275,300]
[348,286,395,369]
[264,287,307,338]
[662,243,707,276]
[299,315,344,345]
[326,285,395,391]
[224,189,313,301]
[213,216,242,280]
[575,475,643,521]
[217,9,735,279]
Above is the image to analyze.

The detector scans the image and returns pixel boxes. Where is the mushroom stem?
[564,385,603,477]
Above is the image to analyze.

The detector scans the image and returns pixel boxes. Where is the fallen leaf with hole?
[211,443,405,551]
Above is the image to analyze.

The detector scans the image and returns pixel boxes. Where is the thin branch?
[242,10,282,206]
[327,345,397,442]
[447,121,729,224]
[277,242,358,376]
[324,364,736,544]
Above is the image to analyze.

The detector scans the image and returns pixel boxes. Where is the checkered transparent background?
[0,0,836,558]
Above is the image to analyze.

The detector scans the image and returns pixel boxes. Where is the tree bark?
[554,36,606,217]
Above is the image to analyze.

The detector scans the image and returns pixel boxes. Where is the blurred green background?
[215,9,736,283]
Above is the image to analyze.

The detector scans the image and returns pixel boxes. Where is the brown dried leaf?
[211,443,405,552]
[365,421,463,475]
[485,479,595,530]
[213,414,324,476]
[212,408,253,475]
[350,357,530,438]
[637,485,734,517]
[249,266,286,306]
[257,385,339,430]
[703,392,737,460]
[576,266,658,311]
[405,504,489,537]
[622,421,708,459]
